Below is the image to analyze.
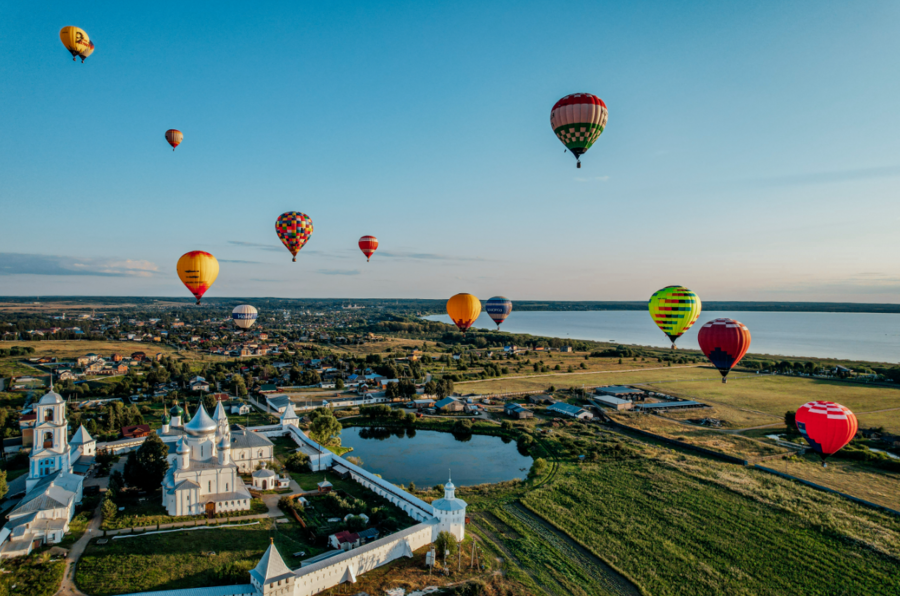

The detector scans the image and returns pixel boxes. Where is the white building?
[161,403,253,516]
[431,476,467,541]
[0,388,90,558]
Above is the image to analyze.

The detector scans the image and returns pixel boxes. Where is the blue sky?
[2,1,899,302]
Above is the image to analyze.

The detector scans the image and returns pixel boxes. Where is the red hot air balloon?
[697,318,751,383]
[359,236,378,262]
[165,129,183,151]
[795,401,858,466]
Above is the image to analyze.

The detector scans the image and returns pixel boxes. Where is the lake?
[424,311,900,363]
[339,426,533,487]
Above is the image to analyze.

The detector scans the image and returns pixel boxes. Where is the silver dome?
[184,404,217,436]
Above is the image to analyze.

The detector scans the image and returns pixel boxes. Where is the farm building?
[633,400,707,412]
[265,394,293,413]
[592,395,633,411]
[528,394,556,405]
[547,402,594,420]
[596,386,646,400]
[504,403,534,419]
[435,397,465,413]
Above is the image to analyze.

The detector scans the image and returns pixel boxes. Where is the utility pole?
[470,538,476,569]
[458,539,462,571]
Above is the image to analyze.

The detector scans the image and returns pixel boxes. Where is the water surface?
[339,426,532,487]
[424,311,900,362]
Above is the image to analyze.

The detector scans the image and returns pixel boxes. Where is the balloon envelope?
[551,93,608,166]
[697,318,751,382]
[232,305,258,330]
[485,296,512,328]
[648,286,702,346]
[795,401,858,459]
[165,129,183,151]
[177,251,219,305]
[359,236,378,261]
[447,294,481,332]
[60,26,92,61]
[276,212,314,261]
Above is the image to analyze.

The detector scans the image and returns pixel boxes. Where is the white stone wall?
[292,523,434,596]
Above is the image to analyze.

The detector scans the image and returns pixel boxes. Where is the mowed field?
[459,365,734,394]
[0,340,180,361]
[642,374,900,433]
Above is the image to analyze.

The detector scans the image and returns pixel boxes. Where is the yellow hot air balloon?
[447,293,481,332]
[60,26,92,62]
[177,251,219,305]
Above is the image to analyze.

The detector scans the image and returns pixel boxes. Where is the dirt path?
[468,513,558,596]
[503,502,642,596]
[55,501,103,596]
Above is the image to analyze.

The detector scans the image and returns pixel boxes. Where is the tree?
[0,470,7,501]
[335,378,345,390]
[345,455,364,468]
[501,421,513,431]
[101,494,117,521]
[423,380,438,396]
[530,457,549,478]
[284,451,310,472]
[124,432,170,491]
[784,410,796,429]
[232,375,248,397]
[310,414,342,447]
[203,393,217,413]
[346,515,367,532]
[434,530,458,560]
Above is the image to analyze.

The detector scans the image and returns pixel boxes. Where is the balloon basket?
[292,257,296,262]
[722,378,727,384]
[576,161,581,169]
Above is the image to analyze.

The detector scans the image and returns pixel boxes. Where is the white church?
[0,387,94,558]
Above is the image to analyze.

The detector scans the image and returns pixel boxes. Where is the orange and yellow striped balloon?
[177,251,219,305]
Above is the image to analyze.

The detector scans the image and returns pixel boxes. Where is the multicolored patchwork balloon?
[795,401,858,464]
[485,296,512,329]
[550,93,608,168]
[648,286,702,347]
[275,212,314,262]
[697,318,751,383]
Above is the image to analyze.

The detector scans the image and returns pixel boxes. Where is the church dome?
[38,390,64,405]
[169,403,184,416]
[184,404,216,436]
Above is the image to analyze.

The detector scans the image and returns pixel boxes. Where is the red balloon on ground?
[697,318,751,383]
[795,401,858,461]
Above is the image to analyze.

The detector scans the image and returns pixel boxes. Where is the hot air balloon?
[78,41,95,63]
[165,129,183,151]
[796,401,858,466]
[485,296,512,329]
[177,251,219,305]
[275,212,314,262]
[232,305,258,330]
[648,286,702,348]
[550,93,608,168]
[60,26,92,62]
[359,236,378,262]
[447,294,481,332]
[697,318,751,383]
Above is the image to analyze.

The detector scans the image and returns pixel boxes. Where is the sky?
[2,1,900,302]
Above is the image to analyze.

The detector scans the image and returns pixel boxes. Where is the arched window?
[44,409,54,422]
[258,449,264,458]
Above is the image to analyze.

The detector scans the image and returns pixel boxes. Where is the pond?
[338,426,533,488]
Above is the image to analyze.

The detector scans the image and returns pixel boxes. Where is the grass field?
[0,553,66,596]
[612,413,789,459]
[641,374,900,433]
[458,365,730,394]
[757,452,900,511]
[521,437,900,596]
[76,520,314,595]
[0,340,180,361]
